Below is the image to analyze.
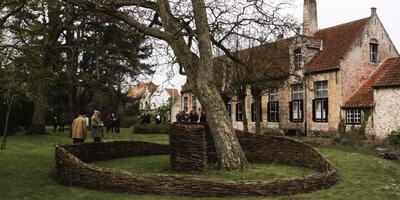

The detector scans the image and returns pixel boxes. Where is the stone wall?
[373,88,400,138]
[54,123,337,197]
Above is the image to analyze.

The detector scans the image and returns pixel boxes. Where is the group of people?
[105,113,120,133]
[70,110,102,144]
[70,110,121,144]
[140,112,165,125]
[52,114,66,133]
[176,110,206,123]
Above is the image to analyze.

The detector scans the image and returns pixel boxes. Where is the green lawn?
[0,128,400,200]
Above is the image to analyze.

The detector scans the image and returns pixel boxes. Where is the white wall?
[373,88,400,138]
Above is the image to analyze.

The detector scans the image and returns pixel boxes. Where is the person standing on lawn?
[91,110,103,143]
[71,114,87,144]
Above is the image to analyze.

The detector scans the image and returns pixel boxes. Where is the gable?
[305,18,370,74]
[343,57,399,108]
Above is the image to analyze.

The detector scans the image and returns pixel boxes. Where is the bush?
[119,115,138,128]
[132,123,170,134]
[263,128,285,136]
[389,130,400,146]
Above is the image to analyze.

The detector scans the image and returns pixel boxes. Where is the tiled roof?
[181,82,191,93]
[374,57,400,88]
[306,18,370,73]
[165,88,180,97]
[343,58,397,108]
[213,39,291,91]
[127,82,158,97]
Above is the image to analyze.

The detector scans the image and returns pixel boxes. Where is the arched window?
[370,39,378,63]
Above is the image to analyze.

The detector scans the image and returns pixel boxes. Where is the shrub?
[119,115,138,128]
[132,123,170,134]
[263,128,284,136]
[389,130,400,146]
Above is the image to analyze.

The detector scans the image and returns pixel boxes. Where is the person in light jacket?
[71,114,87,144]
[91,110,103,143]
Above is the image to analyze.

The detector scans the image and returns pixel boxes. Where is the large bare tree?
[65,0,296,170]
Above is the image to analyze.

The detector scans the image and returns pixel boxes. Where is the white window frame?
[292,85,304,100]
[370,39,378,63]
[346,109,362,124]
[183,96,188,113]
[269,88,278,102]
[294,48,302,68]
[315,81,328,98]
[192,96,197,113]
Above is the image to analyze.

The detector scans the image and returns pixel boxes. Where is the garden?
[1,127,400,200]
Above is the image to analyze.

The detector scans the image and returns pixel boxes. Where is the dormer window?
[370,39,378,63]
[294,48,302,68]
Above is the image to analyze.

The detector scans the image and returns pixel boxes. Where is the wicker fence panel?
[55,123,337,197]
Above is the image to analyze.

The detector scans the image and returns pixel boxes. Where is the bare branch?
[0,0,26,28]
[63,0,172,41]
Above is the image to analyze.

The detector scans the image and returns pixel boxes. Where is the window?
[315,81,328,98]
[251,102,262,122]
[192,96,197,112]
[313,81,328,122]
[236,101,243,121]
[292,85,303,100]
[269,88,278,101]
[313,98,328,122]
[226,101,232,118]
[370,39,378,63]
[346,109,361,124]
[294,48,302,68]
[290,85,304,122]
[183,96,188,112]
[267,102,279,122]
[267,88,279,122]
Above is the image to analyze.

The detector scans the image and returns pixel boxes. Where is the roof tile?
[374,58,400,87]
[306,18,370,73]
[343,57,399,108]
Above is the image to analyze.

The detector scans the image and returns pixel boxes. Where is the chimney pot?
[303,0,318,36]
[371,7,377,16]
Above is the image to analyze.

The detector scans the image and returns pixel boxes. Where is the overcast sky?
[149,0,400,90]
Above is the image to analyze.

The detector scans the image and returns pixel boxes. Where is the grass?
[95,156,317,181]
[0,128,399,200]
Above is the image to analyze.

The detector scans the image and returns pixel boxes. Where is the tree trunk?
[29,93,47,135]
[66,29,78,121]
[29,0,61,135]
[0,103,11,150]
[254,94,262,134]
[239,94,249,132]
[188,0,248,170]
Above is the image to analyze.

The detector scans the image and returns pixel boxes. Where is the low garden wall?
[55,123,337,197]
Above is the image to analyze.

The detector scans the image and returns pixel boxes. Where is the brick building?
[175,0,400,139]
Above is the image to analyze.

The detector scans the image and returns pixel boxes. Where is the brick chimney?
[303,0,318,36]
[371,7,377,16]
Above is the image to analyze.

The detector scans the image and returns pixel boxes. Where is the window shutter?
[324,98,329,122]
[276,102,280,122]
[289,101,293,122]
[267,102,271,122]
[312,99,316,122]
[236,103,239,122]
[251,103,255,122]
[300,100,304,122]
